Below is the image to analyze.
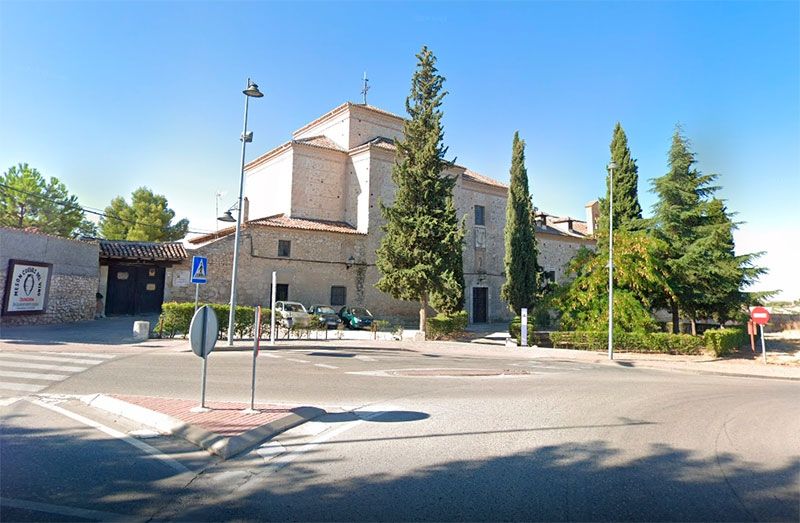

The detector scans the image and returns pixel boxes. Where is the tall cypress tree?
[597,123,642,248]
[501,132,538,315]
[375,46,463,336]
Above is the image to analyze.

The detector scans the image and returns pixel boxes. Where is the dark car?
[308,304,341,329]
[338,306,374,330]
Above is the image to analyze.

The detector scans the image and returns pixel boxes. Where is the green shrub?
[509,316,536,345]
[158,302,270,340]
[426,311,469,340]
[549,331,705,355]
[703,327,745,357]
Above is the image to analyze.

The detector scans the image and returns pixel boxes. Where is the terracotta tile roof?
[537,215,592,239]
[99,240,187,261]
[462,169,508,189]
[188,214,363,245]
[361,136,397,150]
[293,135,345,152]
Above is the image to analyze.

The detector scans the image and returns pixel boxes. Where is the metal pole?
[200,306,208,409]
[760,324,767,364]
[194,283,200,312]
[608,164,614,361]
[228,79,251,346]
[269,271,277,346]
[250,306,261,410]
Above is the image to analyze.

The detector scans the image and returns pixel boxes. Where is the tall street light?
[607,161,617,360]
[228,78,263,346]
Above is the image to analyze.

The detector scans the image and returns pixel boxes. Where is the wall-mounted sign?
[2,259,53,315]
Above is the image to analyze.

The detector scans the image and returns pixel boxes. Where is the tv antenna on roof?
[361,71,370,105]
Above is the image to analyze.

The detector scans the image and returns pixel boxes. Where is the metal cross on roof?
[361,71,370,105]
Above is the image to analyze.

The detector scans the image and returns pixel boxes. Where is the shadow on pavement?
[0,315,160,346]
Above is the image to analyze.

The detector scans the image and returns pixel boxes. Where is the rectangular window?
[474,205,485,226]
[278,240,291,257]
[276,284,289,301]
[330,286,347,306]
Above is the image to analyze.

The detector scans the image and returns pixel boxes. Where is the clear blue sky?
[1,1,798,299]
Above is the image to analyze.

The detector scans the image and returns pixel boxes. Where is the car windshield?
[316,306,335,314]
[351,308,372,317]
[283,303,306,312]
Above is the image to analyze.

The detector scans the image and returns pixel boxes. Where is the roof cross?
[361,71,370,105]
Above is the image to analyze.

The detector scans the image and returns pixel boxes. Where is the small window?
[276,284,289,301]
[278,240,291,257]
[474,205,485,226]
[330,286,347,306]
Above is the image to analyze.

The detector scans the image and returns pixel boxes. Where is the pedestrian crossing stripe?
[0,352,114,399]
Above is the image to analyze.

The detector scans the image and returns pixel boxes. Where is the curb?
[81,394,325,459]
[611,361,800,382]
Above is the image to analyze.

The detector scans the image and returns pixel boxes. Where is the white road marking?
[0,396,23,407]
[355,355,378,362]
[0,381,46,392]
[0,360,87,372]
[0,369,69,381]
[0,497,133,522]
[29,399,190,474]
[286,358,311,364]
[0,353,105,365]
[313,363,339,369]
[259,353,282,359]
[42,351,116,359]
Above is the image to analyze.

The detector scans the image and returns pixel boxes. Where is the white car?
[274,301,311,327]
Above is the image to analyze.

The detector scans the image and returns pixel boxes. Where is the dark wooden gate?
[472,287,488,323]
[106,264,166,315]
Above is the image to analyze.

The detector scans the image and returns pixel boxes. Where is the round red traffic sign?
[750,306,770,326]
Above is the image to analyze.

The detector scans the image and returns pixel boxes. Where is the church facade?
[165,102,596,324]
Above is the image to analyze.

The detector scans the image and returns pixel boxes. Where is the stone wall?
[537,233,595,283]
[0,228,98,326]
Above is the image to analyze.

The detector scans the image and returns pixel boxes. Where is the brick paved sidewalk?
[112,395,299,437]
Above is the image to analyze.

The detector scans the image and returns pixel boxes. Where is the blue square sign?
[191,256,208,284]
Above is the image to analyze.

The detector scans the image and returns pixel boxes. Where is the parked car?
[338,306,374,329]
[308,305,342,329]
[274,301,311,327]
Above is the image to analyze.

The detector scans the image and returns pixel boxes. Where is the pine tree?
[500,132,539,315]
[651,126,729,333]
[375,46,464,335]
[99,187,189,241]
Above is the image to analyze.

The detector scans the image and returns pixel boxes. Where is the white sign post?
[269,271,277,346]
[244,306,262,414]
[189,305,218,412]
[520,308,528,348]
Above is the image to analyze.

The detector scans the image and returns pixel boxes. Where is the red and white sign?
[750,306,770,326]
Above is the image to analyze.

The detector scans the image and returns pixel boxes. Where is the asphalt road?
[1,341,798,521]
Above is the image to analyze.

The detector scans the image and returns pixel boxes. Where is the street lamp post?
[607,161,617,360]
[228,78,263,346]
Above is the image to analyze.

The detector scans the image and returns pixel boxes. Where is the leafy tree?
[99,187,189,241]
[501,132,539,315]
[650,126,763,333]
[554,231,672,333]
[0,163,86,237]
[376,46,464,335]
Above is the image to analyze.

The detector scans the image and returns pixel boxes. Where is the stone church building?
[166,102,596,324]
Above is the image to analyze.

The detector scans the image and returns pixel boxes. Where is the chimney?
[243,197,250,224]
[585,200,599,236]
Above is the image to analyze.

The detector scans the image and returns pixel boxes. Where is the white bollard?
[132,321,150,341]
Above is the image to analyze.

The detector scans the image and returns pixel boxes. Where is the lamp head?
[243,81,264,98]
[218,210,236,223]
[607,161,618,171]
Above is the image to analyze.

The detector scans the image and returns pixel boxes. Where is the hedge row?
[509,318,552,347]
[549,331,705,355]
[158,302,273,340]
[427,311,469,340]
[702,328,746,357]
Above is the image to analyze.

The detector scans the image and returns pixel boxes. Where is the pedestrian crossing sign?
[191,256,208,284]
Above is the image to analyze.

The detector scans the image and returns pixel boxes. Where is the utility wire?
[0,182,214,235]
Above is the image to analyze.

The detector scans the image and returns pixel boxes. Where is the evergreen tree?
[649,126,764,333]
[0,163,85,237]
[501,132,539,315]
[99,187,189,241]
[375,46,464,335]
[596,123,642,248]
